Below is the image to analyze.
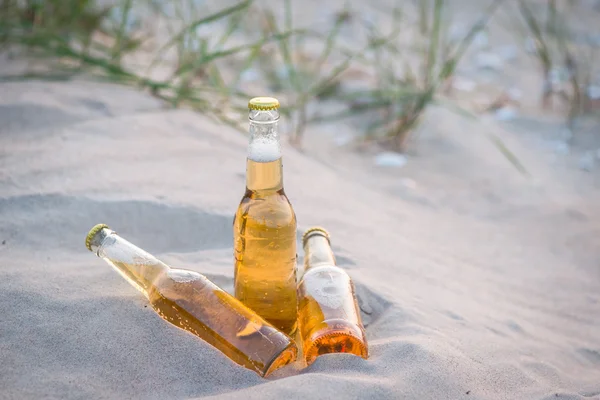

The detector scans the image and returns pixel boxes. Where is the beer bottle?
[233,97,298,335]
[298,227,368,365]
[85,224,297,377]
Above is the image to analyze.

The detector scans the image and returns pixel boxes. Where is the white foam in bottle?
[248,136,281,163]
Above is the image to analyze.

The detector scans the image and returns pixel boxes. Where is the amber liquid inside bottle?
[234,158,298,335]
[233,107,298,336]
[298,230,368,365]
[87,226,297,377]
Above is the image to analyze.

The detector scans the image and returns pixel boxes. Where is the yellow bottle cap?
[85,223,110,251]
[248,97,280,111]
[302,226,330,245]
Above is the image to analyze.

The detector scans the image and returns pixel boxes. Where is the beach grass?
[507,0,599,131]
[4,0,592,173]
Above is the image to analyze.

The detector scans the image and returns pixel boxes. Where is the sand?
[1,75,599,400]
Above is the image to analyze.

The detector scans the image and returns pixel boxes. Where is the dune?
[1,79,599,400]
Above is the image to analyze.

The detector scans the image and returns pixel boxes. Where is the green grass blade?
[434,98,529,176]
[111,0,133,62]
[425,0,444,86]
[487,133,529,176]
[313,6,347,72]
[518,0,551,69]
[146,0,252,73]
[308,100,392,123]
[440,0,504,82]
[231,41,264,88]
[214,11,243,51]
[174,30,300,77]
[263,3,300,92]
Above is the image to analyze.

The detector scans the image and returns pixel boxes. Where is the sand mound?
[1,80,599,399]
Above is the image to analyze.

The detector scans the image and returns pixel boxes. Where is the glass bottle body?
[233,108,298,335]
[88,226,297,377]
[298,231,368,365]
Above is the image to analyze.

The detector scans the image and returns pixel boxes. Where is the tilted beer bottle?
[233,97,298,335]
[85,224,297,377]
[298,227,368,365]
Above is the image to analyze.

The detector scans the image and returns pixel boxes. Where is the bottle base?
[263,341,298,377]
[303,323,368,366]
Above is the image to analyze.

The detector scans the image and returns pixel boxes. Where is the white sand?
[1,79,599,400]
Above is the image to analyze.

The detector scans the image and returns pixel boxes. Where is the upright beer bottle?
[85,224,297,377]
[298,227,368,365]
[233,97,298,335]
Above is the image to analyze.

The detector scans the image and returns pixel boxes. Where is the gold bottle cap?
[85,223,110,251]
[302,226,330,246]
[248,97,280,111]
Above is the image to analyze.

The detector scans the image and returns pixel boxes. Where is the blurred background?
[2,0,599,164]
[2,0,600,236]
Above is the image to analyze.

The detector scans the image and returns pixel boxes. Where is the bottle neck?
[246,109,283,193]
[304,234,336,271]
[91,228,169,297]
[246,157,283,192]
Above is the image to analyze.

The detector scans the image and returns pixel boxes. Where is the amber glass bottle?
[85,224,297,377]
[233,97,298,335]
[298,227,368,365]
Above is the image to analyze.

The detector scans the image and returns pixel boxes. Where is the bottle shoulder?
[235,192,296,225]
[239,189,294,205]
